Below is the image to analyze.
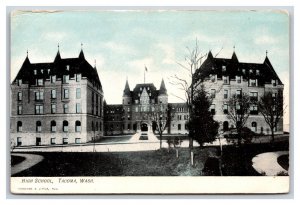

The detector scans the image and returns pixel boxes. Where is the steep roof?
[132,83,159,102]
[123,79,131,96]
[159,79,167,95]
[13,49,103,90]
[195,51,283,85]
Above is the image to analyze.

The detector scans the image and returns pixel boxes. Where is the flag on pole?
[145,66,148,72]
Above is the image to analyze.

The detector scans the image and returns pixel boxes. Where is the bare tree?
[169,39,208,149]
[227,93,251,146]
[151,105,170,149]
[258,91,285,144]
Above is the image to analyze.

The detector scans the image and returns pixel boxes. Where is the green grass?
[12,147,218,177]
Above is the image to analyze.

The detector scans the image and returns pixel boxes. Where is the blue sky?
[11,10,290,125]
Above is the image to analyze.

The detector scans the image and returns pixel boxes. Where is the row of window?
[211,89,278,100]
[16,73,82,86]
[16,137,82,146]
[17,103,81,115]
[16,120,102,133]
[17,88,81,101]
[222,121,277,132]
[210,75,278,86]
[220,66,261,76]
[210,104,259,115]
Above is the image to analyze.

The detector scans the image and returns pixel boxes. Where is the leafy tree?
[227,92,251,146]
[186,84,219,146]
[258,91,285,144]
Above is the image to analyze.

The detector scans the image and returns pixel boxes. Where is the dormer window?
[222,66,226,72]
[17,79,22,86]
[34,69,37,75]
[51,75,56,83]
[63,75,69,84]
[41,69,44,74]
[66,65,70,71]
[249,69,253,74]
[249,79,257,86]
[47,69,50,74]
[37,79,43,86]
[140,87,142,91]
[236,76,241,83]
[223,76,229,84]
[76,74,81,82]
[242,69,246,74]
[210,74,217,82]
[271,79,277,86]
[256,70,260,75]
[147,87,150,90]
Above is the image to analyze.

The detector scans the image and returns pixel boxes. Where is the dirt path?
[252,151,289,176]
[11,153,44,175]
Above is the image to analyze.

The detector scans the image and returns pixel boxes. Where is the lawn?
[12,147,218,177]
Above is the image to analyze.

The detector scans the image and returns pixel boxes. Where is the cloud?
[254,35,278,45]
[103,41,136,55]
[42,32,68,42]
[155,43,176,65]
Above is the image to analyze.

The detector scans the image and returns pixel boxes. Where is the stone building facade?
[194,51,284,135]
[104,79,189,135]
[10,48,104,146]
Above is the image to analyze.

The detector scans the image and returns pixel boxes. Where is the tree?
[151,105,170,149]
[186,84,219,146]
[227,92,251,146]
[170,40,209,149]
[258,91,285,144]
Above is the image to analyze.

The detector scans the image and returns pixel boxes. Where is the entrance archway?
[141,123,148,131]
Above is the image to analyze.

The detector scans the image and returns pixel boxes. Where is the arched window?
[75,121,81,132]
[17,121,22,132]
[51,121,56,132]
[223,121,229,131]
[63,120,68,132]
[36,121,41,132]
[251,122,257,132]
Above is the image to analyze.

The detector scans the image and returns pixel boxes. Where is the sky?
[10,10,290,128]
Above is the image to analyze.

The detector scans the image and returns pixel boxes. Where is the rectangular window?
[17,105,22,115]
[18,92,22,101]
[66,65,70,71]
[51,90,56,99]
[76,74,81,82]
[210,104,216,115]
[236,90,242,98]
[51,138,55,145]
[223,104,228,114]
[250,92,258,101]
[242,69,246,74]
[17,79,22,86]
[250,105,258,115]
[223,76,229,84]
[211,89,216,98]
[63,138,68,144]
[51,125,56,132]
[34,70,37,75]
[35,105,44,114]
[63,104,68,114]
[76,88,81,99]
[17,137,22,146]
[51,104,56,114]
[256,70,260,75]
[272,93,277,98]
[35,91,44,100]
[222,65,226,72]
[236,76,241,83]
[41,69,44,74]
[37,79,43,86]
[75,138,81,144]
[51,75,56,83]
[63,75,69,84]
[178,124,181,130]
[63,89,69,99]
[249,79,257,86]
[210,74,217,82]
[76,103,81,113]
[224,90,228,99]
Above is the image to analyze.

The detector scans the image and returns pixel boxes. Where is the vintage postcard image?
[10,9,290,194]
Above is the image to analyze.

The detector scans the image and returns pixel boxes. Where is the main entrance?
[141,123,148,132]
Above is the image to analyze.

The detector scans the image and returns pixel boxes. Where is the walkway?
[252,151,289,176]
[11,153,44,175]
